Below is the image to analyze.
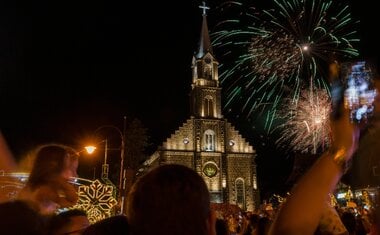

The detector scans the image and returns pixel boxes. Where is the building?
[141,4,259,211]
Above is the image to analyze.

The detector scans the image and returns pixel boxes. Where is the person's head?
[82,215,129,235]
[0,200,47,235]
[126,164,216,235]
[215,218,229,235]
[256,216,272,235]
[48,208,90,235]
[340,211,357,234]
[27,144,79,189]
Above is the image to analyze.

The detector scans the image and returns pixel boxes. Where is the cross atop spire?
[199,1,210,16]
[195,1,213,59]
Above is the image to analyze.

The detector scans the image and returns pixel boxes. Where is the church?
[141,4,259,211]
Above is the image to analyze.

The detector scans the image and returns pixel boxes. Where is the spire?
[196,1,213,59]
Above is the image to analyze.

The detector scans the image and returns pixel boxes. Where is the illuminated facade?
[144,6,259,211]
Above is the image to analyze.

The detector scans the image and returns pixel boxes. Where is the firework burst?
[275,88,332,154]
[212,0,359,131]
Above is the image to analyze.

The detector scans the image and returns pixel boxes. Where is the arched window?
[204,57,212,79]
[204,64,212,79]
[203,129,215,151]
[235,178,246,210]
[204,96,214,117]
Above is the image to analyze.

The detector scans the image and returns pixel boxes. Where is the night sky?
[0,0,378,198]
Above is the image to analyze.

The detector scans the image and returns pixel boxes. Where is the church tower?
[143,2,259,211]
[190,3,221,120]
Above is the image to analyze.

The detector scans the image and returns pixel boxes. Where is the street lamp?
[86,117,127,214]
[85,139,110,180]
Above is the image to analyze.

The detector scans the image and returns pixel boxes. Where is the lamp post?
[101,139,109,180]
[87,116,127,214]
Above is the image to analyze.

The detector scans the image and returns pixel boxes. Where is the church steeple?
[196,2,213,59]
[190,2,221,119]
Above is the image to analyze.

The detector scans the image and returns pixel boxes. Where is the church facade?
[143,6,259,211]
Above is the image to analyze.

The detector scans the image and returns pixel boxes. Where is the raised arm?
[269,106,360,235]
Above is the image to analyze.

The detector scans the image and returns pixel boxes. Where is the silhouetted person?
[126,164,216,235]
[216,218,229,235]
[0,200,47,235]
[82,215,129,235]
[47,208,90,235]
